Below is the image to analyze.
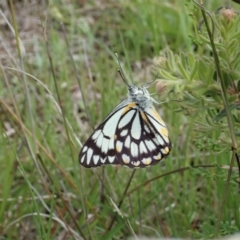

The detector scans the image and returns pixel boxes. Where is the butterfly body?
[79,84,171,168]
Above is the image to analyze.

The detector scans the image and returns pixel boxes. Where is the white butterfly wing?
[79,99,130,168]
[79,99,171,168]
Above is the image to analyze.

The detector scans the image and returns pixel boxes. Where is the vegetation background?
[1,0,240,239]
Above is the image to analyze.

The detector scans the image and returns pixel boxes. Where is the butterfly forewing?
[79,101,128,168]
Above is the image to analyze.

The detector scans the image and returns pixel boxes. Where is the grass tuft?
[1,0,240,239]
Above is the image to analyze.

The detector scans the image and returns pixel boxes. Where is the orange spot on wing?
[154,154,162,160]
[159,127,169,137]
[141,111,149,124]
[143,158,151,165]
[132,161,140,166]
[151,109,166,126]
[122,102,136,115]
[116,146,120,152]
[164,147,170,154]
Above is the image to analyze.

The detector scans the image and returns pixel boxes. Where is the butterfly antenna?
[115,53,130,87]
[144,73,160,88]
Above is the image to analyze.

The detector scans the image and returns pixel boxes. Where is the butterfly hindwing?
[115,104,171,168]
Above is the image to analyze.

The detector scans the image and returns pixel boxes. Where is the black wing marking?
[79,100,131,168]
[114,106,171,168]
[79,100,171,168]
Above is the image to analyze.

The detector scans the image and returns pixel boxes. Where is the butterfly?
[79,70,171,168]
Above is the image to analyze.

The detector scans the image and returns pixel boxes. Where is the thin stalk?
[104,169,136,234]
[193,1,238,237]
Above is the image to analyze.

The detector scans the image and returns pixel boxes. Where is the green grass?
[1,0,240,239]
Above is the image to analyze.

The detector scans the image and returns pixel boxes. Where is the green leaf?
[214,103,240,122]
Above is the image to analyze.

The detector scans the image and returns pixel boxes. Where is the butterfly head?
[128,85,156,108]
